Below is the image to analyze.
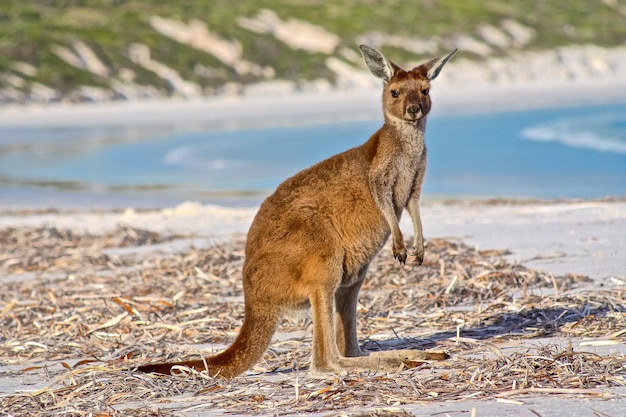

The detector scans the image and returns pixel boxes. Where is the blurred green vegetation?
[1,0,625,99]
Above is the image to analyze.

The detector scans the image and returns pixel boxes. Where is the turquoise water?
[0,102,625,208]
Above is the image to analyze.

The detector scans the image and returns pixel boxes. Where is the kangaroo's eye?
[422,88,430,95]
[391,90,400,98]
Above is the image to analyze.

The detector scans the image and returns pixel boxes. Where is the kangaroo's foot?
[370,349,449,364]
[312,349,448,374]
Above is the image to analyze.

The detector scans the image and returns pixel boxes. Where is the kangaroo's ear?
[424,49,457,80]
[359,45,398,83]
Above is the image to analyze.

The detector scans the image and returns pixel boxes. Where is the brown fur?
[137,45,457,378]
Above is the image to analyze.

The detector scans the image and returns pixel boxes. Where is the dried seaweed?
[0,226,624,417]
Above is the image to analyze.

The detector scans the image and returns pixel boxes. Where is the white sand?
[2,199,624,282]
[418,200,626,281]
[1,76,626,130]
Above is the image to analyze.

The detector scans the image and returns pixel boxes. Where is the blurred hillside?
[1,0,626,103]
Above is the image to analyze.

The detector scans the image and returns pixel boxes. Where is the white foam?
[163,145,195,165]
[163,144,244,173]
[521,114,626,155]
[0,201,257,237]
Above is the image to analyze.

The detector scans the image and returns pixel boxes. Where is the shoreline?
[1,46,625,211]
[1,84,625,212]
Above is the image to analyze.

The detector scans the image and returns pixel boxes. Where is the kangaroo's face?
[359,45,457,125]
[383,68,432,124]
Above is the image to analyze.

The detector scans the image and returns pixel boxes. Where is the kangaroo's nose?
[407,104,421,115]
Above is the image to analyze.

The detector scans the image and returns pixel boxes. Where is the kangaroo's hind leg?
[311,263,449,374]
[334,264,368,357]
[309,274,444,374]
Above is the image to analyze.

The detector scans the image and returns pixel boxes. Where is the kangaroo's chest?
[392,136,425,210]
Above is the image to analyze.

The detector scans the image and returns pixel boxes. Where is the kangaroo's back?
[246,140,387,276]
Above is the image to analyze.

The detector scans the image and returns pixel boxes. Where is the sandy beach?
[1,73,625,416]
[0,201,626,416]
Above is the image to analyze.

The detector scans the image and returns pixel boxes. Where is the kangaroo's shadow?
[264,301,621,375]
[360,301,624,352]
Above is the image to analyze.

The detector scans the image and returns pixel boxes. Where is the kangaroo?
[137,45,457,378]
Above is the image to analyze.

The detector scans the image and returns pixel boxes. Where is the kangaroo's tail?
[136,304,280,378]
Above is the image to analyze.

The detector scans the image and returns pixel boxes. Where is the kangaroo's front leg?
[406,198,424,265]
[406,194,425,265]
[370,165,406,264]
[406,155,427,264]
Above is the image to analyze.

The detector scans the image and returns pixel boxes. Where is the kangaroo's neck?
[383,113,427,147]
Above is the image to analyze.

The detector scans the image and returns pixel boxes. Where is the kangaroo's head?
[360,45,456,125]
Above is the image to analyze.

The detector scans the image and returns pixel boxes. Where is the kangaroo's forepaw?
[393,249,407,264]
[412,249,424,265]
[393,243,407,264]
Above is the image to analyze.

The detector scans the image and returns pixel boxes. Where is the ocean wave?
[521,114,626,155]
[163,145,242,171]
[163,145,194,165]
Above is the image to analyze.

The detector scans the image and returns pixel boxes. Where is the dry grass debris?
[0,226,624,416]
